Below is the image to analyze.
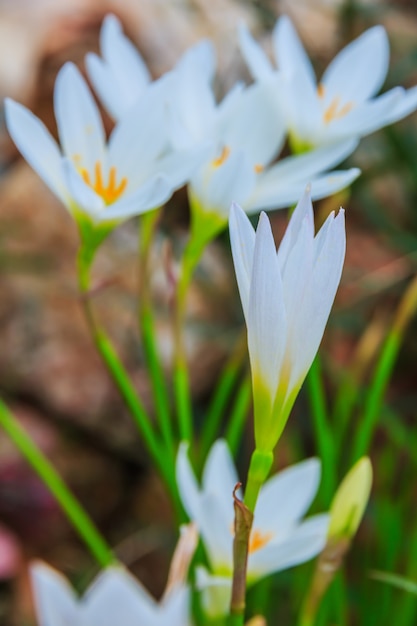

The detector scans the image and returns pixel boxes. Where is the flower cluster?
[5,9,409,626]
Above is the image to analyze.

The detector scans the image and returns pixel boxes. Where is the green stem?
[173,235,206,441]
[77,248,179,507]
[226,374,252,456]
[200,334,247,461]
[351,276,417,462]
[138,210,175,465]
[244,449,273,513]
[307,357,336,502]
[0,399,114,567]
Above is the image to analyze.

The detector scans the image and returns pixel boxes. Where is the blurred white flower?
[229,187,345,452]
[5,62,205,230]
[86,14,215,123]
[186,80,359,239]
[176,439,328,618]
[31,561,191,626]
[240,16,417,149]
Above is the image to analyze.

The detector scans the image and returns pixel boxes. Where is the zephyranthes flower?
[5,63,177,232]
[240,16,417,151]
[229,187,345,453]
[177,439,328,618]
[31,561,191,626]
[86,13,215,123]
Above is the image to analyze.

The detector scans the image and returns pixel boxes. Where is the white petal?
[276,186,314,271]
[197,491,234,571]
[98,14,150,117]
[175,38,215,84]
[323,88,404,140]
[218,82,286,167]
[86,53,129,121]
[254,458,321,533]
[273,16,320,134]
[148,143,213,190]
[160,585,192,626]
[247,212,286,395]
[381,85,417,125]
[308,169,360,202]
[248,513,329,579]
[176,442,202,522]
[102,175,173,221]
[202,439,240,515]
[101,14,150,82]
[190,150,256,219]
[256,138,359,187]
[288,210,345,390]
[321,26,389,102]
[229,202,256,322]
[30,562,80,626]
[195,567,232,619]
[238,24,275,80]
[5,99,68,205]
[54,63,105,172]
[84,567,157,626]
[108,87,169,183]
[245,164,359,214]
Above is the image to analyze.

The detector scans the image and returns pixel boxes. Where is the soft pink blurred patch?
[0,523,22,579]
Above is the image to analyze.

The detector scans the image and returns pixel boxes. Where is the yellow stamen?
[212,145,230,168]
[78,161,128,205]
[249,529,274,554]
[254,164,264,173]
[317,83,326,99]
[323,96,354,124]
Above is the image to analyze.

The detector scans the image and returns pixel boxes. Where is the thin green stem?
[351,276,417,462]
[307,356,336,502]
[0,399,114,567]
[200,334,247,461]
[173,235,206,441]
[138,210,176,465]
[77,248,179,509]
[226,374,252,456]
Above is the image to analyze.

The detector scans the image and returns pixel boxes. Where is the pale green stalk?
[0,399,114,567]
[138,209,175,466]
[77,246,179,509]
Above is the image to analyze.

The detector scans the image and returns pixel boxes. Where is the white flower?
[239,16,417,149]
[31,561,191,626]
[229,187,345,452]
[185,79,359,237]
[5,62,203,229]
[86,14,215,123]
[176,439,328,618]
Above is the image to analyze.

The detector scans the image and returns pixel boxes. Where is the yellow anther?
[212,145,231,168]
[248,529,274,554]
[323,97,354,124]
[317,83,326,99]
[79,161,127,205]
[254,164,264,174]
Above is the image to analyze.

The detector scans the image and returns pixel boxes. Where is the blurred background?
[0,0,416,624]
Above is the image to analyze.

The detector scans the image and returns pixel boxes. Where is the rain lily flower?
[239,16,417,150]
[5,62,207,247]
[229,187,345,453]
[176,439,328,618]
[186,79,359,242]
[31,561,192,626]
[86,13,215,122]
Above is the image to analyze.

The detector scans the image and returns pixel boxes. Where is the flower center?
[248,529,274,554]
[79,161,128,205]
[212,145,230,168]
[317,84,354,124]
